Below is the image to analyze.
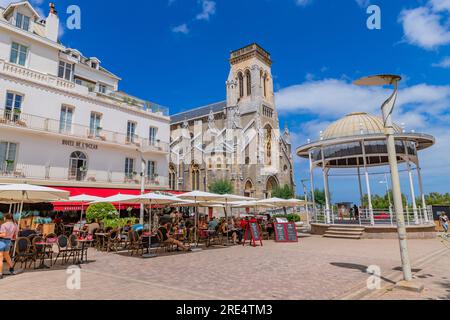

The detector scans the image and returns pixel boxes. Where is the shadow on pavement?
[330,262,396,285]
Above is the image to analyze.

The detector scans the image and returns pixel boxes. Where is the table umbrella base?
[190,248,203,252]
[142,253,158,259]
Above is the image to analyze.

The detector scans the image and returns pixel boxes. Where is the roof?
[323,112,402,140]
[171,101,226,124]
[3,1,41,19]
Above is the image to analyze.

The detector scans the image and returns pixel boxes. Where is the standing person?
[440,212,449,237]
[353,205,360,222]
[0,214,19,279]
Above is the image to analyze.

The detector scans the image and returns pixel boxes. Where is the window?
[125,158,135,178]
[58,61,74,81]
[91,62,98,69]
[127,121,136,143]
[98,84,107,94]
[191,165,200,190]
[89,112,102,137]
[169,165,177,190]
[147,161,157,179]
[263,74,267,98]
[246,70,252,96]
[149,127,158,146]
[15,13,30,31]
[5,92,23,122]
[59,106,73,133]
[69,151,87,181]
[0,142,17,173]
[9,42,28,66]
[238,72,244,98]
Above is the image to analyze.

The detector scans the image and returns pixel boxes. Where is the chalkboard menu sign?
[243,221,263,247]
[274,222,299,243]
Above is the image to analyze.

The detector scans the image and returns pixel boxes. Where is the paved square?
[1,236,448,300]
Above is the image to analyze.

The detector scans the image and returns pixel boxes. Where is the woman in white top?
[0,213,19,279]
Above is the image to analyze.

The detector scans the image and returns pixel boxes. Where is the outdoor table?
[77,239,93,264]
[95,233,109,251]
[34,242,54,269]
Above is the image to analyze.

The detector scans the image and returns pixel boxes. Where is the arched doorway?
[244,180,253,198]
[69,151,87,181]
[265,176,278,198]
[169,164,177,190]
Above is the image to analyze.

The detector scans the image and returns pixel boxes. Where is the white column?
[357,166,364,207]
[321,148,331,224]
[361,141,374,225]
[405,143,419,225]
[414,144,428,223]
[309,150,317,220]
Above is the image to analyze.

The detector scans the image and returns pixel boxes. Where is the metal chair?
[53,235,70,265]
[13,237,34,269]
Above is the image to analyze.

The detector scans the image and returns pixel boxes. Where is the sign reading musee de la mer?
[62,140,98,150]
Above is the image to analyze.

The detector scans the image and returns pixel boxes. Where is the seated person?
[19,223,36,237]
[159,222,191,252]
[208,217,219,231]
[35,224,44,235]
[123,220,133,233]
[220,220,238,245]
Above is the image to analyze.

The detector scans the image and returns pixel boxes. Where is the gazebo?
[296,112,435,232]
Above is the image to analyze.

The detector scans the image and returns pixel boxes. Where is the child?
[439,212,449,237]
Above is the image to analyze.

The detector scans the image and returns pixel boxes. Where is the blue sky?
[19,0,450,203]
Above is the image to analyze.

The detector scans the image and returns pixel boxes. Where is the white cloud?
[399,1,450,50]
[432,56,450,68]
[172,23,189,34]
[295,0,312,7]
[196,0,216,21]
[277,78,450,184]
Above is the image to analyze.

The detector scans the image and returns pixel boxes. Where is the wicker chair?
[127,230,143,256]
[67,235,82,264]
[53,235,70,265]
[13,237,35,269]
[106,230,121,253]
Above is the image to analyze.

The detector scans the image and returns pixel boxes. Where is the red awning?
[51,187,185,212]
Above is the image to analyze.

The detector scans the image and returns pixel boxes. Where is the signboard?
[62,140,99,150]
[243,221,263,247]
[274,222,298,243]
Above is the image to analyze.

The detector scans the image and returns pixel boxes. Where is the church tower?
[226,43,276,123]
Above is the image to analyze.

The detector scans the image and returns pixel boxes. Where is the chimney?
[45,3,59,42]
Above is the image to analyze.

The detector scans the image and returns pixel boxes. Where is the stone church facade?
[169,44,294,199]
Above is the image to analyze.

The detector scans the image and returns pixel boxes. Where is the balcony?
[0,59,170,118]
[0,162,169,189]
[0,108,170,154]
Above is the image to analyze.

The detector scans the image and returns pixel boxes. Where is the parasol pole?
[142,200,157,259]
[13,192,25,258]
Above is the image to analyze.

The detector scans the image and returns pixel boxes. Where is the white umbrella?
[90,193,138,215]
[62,194,104,229]
[113,193,183,258]
[177,191,225,247]
[0,184,69,257]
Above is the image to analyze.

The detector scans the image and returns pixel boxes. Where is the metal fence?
[312,207,434,226]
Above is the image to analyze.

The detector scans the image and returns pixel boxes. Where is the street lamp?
[354,75,419,288]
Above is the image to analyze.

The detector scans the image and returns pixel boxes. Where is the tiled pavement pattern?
[1,236,447,300]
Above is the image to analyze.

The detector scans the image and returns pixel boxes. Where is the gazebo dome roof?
[322,112,402,140]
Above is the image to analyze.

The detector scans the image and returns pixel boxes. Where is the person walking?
[0,214,19,279]
[439,212,449,238]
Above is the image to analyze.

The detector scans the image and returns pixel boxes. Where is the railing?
[0,162,169,188]
[0,59,170,117]
[312,207,435,226]
[0,108,170,153]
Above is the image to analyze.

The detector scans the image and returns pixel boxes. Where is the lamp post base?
[395,280,424,293]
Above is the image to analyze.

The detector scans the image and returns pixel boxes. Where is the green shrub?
[86,203,117,222]
[103,217,137,229]
[273,214,301,223]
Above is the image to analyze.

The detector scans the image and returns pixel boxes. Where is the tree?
[209,179,234,195]
[309,189,328,207]
[271,185,295,200]
[363,190,407,209]
[86,203,117,222]
[420,192,450,206]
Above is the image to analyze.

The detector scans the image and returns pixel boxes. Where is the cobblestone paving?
[0,236,445,300]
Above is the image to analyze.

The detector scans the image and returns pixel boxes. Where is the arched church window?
[263,74,267,98]
[169,165,177,190]
[238,72,244,98]
[246,70,252,96]
[191,164,200,190]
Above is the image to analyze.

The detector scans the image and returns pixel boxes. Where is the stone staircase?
[323,225,366,240]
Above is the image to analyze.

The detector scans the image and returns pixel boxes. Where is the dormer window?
[15,13,30,31]
[98,84,107,94]
[91,62,98,69]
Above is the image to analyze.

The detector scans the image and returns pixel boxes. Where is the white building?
[0,1,171,203]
